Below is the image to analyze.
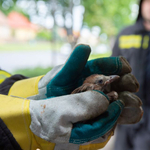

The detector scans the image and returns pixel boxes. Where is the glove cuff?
[8,76,43,98]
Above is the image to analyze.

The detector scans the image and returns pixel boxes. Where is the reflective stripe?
[142,35,149,49]
[119,35,142,49]
[0,70,11,84]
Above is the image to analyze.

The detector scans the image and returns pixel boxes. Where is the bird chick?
[72,74,120,101]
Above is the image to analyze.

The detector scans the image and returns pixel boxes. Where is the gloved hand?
[28,45,142,144]
[29,90,122,143]
[7,44,143,150]
[0,93,121,150]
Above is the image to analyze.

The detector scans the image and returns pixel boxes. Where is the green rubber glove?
[29,44,142,145]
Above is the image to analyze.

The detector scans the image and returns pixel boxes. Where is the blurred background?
[0,0,139,77]
[0,0,139,149]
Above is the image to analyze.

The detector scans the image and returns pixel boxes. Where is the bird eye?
[98,79,103,84]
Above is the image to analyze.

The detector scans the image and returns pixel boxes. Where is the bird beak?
[104,75,120,86]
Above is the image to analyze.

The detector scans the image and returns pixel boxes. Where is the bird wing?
[71,83,95,94]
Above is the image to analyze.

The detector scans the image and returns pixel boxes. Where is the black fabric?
[0,74,28,95]
[145,32,150,106]
[0,118,22,150]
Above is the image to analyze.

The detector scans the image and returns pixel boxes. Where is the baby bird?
[72,74,120,101]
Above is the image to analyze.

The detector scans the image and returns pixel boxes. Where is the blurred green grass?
[13,66,53,77]
[0,42,62,51]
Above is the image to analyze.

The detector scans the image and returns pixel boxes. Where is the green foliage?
[0,0,139,43]
[0,0,30,19]
[13,66,52,77]
[0,0,14,15]
[81,0,138,36]
[36,30,52,41]
[14,6,30,20]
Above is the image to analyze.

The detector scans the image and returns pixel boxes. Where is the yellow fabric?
[0,94,31,149]
[79,132,113,150]
[32,134,55,150]
[119,35,142,49]
[0,70,11,84]
[0,94,55,150]
[8,76,43,98]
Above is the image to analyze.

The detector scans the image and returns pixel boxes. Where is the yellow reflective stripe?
[79,132,113,150]
[8,75,44,98]
[142,35,149,49]
[119,35,142,49]
[0,70,11,84]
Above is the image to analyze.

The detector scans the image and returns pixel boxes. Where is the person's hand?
[28,45,142,144]
[42,44,143,125]
[29,90,120,143]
